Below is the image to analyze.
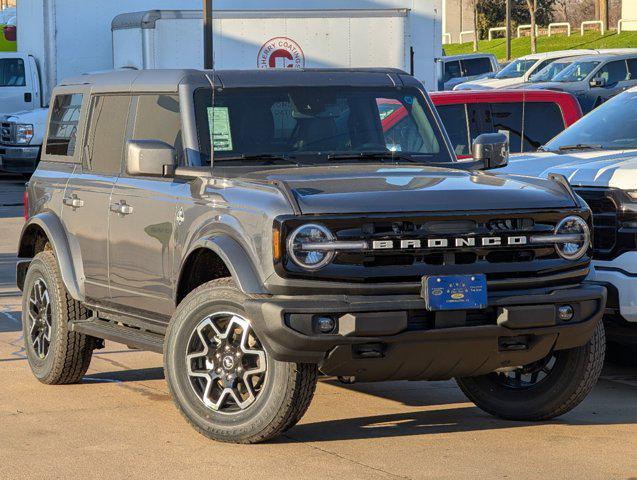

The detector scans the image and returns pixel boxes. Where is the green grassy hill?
[445,31,637,60]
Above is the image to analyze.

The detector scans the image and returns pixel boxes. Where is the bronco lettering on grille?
[372,236,528,250]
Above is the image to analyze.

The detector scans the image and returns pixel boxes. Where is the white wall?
[621,2,637,31]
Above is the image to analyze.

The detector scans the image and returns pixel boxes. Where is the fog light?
[316,316,336,334]
[558,305,574,321]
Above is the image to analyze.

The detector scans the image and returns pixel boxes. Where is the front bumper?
[590,254,637,323]
[244,284,606,381]
[0,145,39,173]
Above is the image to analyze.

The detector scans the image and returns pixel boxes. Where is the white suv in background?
[455,50,595,90]
[500,88,637,359]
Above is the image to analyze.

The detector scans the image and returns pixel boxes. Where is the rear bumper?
[0,145,39,173]
[244,283,606,381]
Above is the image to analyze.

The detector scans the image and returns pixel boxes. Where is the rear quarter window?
[45,93,83,158]
[462,58,493,77]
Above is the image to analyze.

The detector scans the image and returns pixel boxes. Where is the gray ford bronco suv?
[17,69,606,444]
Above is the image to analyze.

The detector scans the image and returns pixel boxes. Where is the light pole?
[204,0,213,70]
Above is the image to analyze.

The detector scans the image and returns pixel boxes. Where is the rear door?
[62,94,131,302]
[595,60,630,104]
[460,57,494,79]
[107,93,182,318]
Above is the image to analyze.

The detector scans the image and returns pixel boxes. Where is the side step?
[71,317,164,354]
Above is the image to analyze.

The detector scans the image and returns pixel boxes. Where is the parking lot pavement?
[0,178,635,480]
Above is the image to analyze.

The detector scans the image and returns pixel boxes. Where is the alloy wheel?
[28,278,52,359]
[491,353,559,389]
[185,312,267,414]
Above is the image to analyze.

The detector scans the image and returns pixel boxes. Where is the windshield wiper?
[213,154,298,165]
[327,151,421,162]
[556,144,603,152]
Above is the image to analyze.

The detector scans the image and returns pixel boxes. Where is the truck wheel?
[164,278,318,444]
[22,251,95,384]
[456,321,605,421]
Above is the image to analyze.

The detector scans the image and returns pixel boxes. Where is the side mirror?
[589,77,605,88]
[126,140,176,177]
[472,133,509,170]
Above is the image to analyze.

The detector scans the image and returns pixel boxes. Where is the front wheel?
[456,321,605,421]
[164,278,318,443]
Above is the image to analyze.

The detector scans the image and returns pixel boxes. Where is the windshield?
[530,61,571,82]
[495,59,536,79]
[194,87,451,165]
[544,92,637,151]
[553,61,600,82]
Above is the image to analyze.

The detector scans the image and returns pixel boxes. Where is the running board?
[71,317,164,354]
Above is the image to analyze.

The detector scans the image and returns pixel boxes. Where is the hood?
[3,107,48,124]
[243,164,577,214]
[523,82,566,91]
[455,77,525,90]
[502,150,637,189]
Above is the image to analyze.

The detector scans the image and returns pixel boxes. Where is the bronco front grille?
[277,210,591,288]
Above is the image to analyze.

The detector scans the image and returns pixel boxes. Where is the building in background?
[443,0,476,44]
[621,0,637,30]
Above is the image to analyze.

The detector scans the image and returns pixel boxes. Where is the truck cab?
[0,52,44,175]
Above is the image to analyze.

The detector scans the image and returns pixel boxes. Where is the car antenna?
[203,0,215,169]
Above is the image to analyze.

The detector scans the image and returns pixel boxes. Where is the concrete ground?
[0,175,636,480]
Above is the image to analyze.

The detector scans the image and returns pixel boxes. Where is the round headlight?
[287,224,335,270]
[554,216,590,260]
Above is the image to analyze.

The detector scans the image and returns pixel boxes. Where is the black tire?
[22,251,95,384]
[456,321,605,421]
[164,278,318,444]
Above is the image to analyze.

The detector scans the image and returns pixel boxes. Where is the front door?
[108,93,183,318]
[0,55,34,114]
[62,94,131,302]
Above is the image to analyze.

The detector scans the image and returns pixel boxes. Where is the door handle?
[110,201,133,215]
[62,195,84,209]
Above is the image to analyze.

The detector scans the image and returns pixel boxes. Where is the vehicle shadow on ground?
[0,252,18,291]
[0,311,21,333]
[276,375,637,443]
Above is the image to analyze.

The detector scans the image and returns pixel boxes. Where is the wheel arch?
[17,213,84,301]
[176,234,266,305]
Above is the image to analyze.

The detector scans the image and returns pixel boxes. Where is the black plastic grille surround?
[275,208,592,288]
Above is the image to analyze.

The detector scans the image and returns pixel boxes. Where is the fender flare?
[18,213,85,301]
[182,234,267,295]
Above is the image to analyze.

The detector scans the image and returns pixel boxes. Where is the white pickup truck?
[501,88,637,360]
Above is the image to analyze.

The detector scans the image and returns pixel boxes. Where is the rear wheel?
[456,321,605,420]
[22,251,95,384]
[164,278,318,443]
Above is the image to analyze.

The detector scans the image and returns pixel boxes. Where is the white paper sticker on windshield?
[208,107,233,151]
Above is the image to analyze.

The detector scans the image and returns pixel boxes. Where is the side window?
[627,58,637,79]
[0,58,25,86]
[444,61,462,81]
[598,61,628,84]
[490,103,523,153]
[45,93,83,157]
[436,104,471,156]
[85,95,131,175]
[461,58,493,77]
[522,102,565,152]
[132,94,182,162]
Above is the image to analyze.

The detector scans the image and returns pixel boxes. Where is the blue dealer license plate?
[423,274,488,311]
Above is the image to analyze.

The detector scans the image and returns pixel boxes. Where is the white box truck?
[0,0,441,174]
[0,0,202,174]
[112,7,441,89]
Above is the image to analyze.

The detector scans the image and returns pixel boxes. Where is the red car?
[380,90,582,159]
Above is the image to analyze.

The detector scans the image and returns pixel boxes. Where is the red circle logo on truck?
[257,37,305,69]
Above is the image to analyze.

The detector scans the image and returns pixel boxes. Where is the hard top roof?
[57,68,419,93]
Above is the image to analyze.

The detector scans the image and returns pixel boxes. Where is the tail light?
[23,190,29,221]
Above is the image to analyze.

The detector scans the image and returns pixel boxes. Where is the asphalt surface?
[0,175,636,480]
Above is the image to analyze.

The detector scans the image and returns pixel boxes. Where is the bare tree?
[525,0,538,54]
[466,0,480,52]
